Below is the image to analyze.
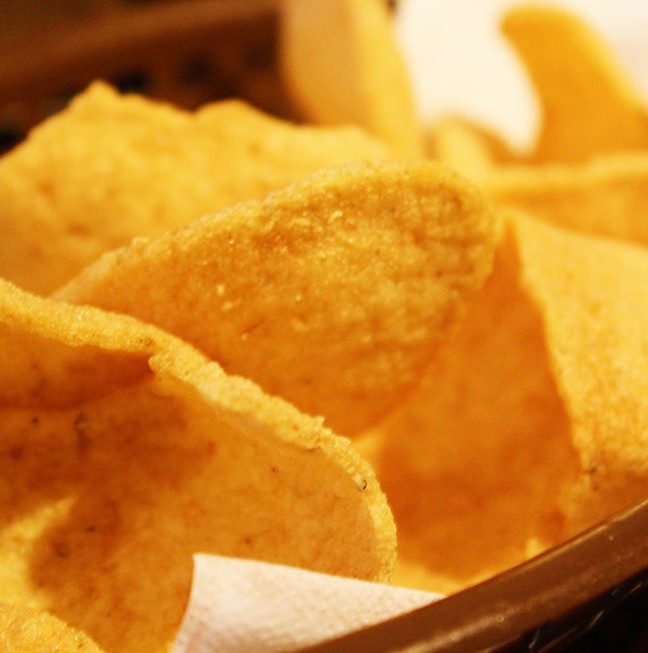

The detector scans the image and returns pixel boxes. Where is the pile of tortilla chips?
[431,5,648,249]
[2,0,648,649]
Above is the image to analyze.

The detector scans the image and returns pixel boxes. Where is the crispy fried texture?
[501,5,648,163]
[56,160,498,436]
[512,213,648,534]
[0,603,104,653]
[280,0,422,157]
[0,278,396,652]
[363,212,648,593]
[0,81,391,294]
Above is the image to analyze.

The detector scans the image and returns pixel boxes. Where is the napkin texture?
[172,555,441,653]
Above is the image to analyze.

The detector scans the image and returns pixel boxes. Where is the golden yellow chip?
[487,152,648,247]
[431,8,648,249]
[361,211,648,594]
[0,277,395,652]
[501,5,648,162]
[55,159,498,436]
[280,0,423,157]
[0,81,392,294]
[428,116,515,184]
[0,603,104,653]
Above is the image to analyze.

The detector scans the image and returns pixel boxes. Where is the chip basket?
[0,1,647,650]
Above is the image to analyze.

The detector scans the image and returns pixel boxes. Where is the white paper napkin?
[171,555,442,653]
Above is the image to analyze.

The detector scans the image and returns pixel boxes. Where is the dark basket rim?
[297,495,648,652]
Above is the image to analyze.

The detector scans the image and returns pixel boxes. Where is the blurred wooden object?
[0,0,285,151]
[0,0,119,43]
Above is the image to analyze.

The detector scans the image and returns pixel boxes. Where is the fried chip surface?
[501,5,648,163]
[0,81,391,294]
[280,0,422,157]
[362,212,648,593]
[0,278,396,652]
[56,160,497,436]
[511,213,648,534]
[0,603,104,653]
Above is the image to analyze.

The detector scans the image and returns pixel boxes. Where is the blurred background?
[395,0,648,152]
[0,0,287,152]
[2,0,647,155]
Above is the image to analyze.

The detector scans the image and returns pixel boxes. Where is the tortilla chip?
[0,603,104,653]
[501,5,648,163]
[55,160,498,436]
[436,8,648,249]
[280,0,422,157]
[0,277,396,652]
[429,116,515,183]
[0,81,391,294]
[362,211,648,593]
[487,152,648,247]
